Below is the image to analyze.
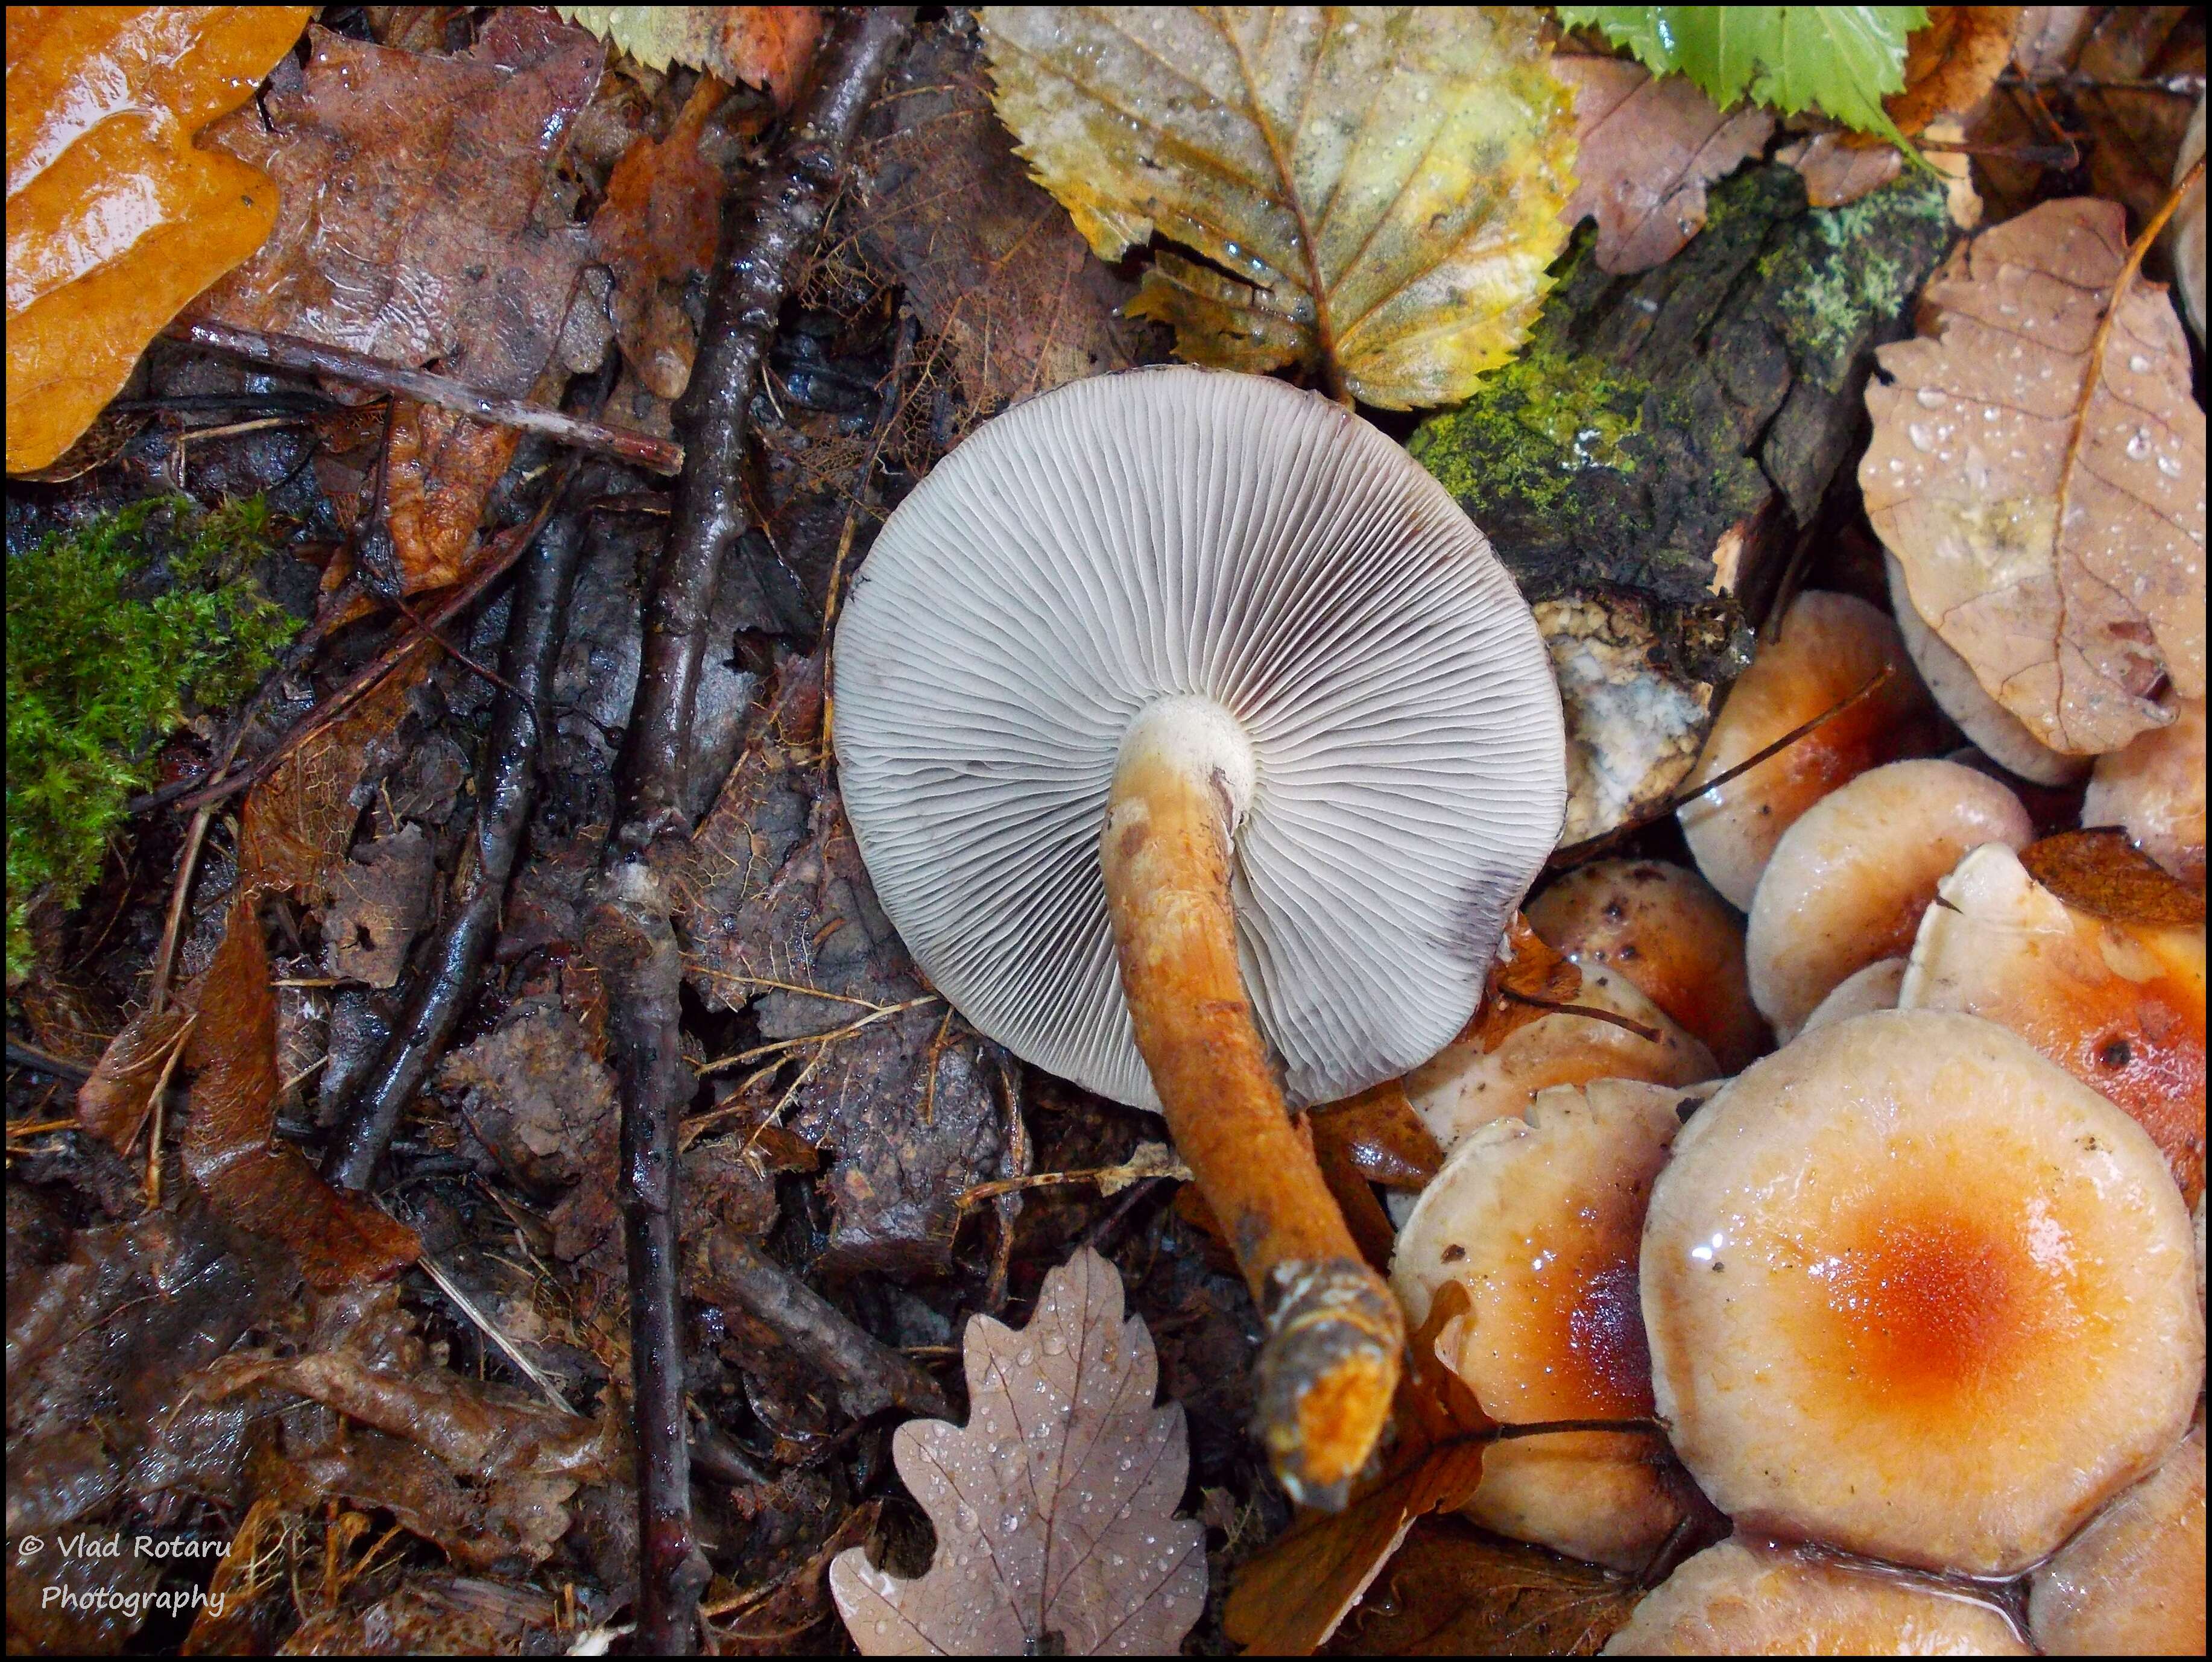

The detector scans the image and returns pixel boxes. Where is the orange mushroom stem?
[1100,700,1402,1508]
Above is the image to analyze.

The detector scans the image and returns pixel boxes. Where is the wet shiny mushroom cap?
[1603,1537,2029,1655]
[2028,1421,2205,1657]
[833,367,1565,1110]
[2083,690,2207,889]
[1744,757,2032,1038]
[1679,590,1941,909]
[1391,1079,1692,1571]
[1642,1010,2204,1575]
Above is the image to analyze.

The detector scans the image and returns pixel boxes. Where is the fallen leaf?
[75,1002,192,1153]
[2020,828,2207,927]
[1903,840,2205,1203]
[1467,915,1584,1054]
[1862,197,2206,754]
[195,12,609,586]
[1553,55,1772,273]
[978,7,1576,408]
[323,824,435,987]
[829,1247,1206,1655]
[592,76,727,400]
[555,6,822,107]
[1309,1081,1447,1190]
[185,672,423,1291]
[5,6,309,472]
[1885,5,2021,136]
[852,17,1149,411]
[1322,1517,1640,1657]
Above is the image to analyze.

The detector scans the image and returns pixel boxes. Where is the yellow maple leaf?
[979,6,1576,409]
[6,7,309,475]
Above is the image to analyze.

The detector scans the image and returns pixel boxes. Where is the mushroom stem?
[1102,703,1404,1508]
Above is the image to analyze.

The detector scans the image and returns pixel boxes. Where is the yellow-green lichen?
[1408,342,1646,517]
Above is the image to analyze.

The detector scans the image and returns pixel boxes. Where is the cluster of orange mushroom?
[1398,588,2205,1654]
[833,368,2202,1648]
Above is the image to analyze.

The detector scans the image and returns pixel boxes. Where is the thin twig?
[414,1253,575,1415]
[1498,990,1663,1044]
[4,1040,95,1083]
[592,13,916,1652]
[323,463,599,1192]
[694,995,937,1075]
[141,1014,197,1206]
[168,485,567,818]
[169,319,684,475]
[1547,666,1896,871]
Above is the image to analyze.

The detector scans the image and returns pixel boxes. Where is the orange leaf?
[75,1003,191,1154]
[5,5,308,472]
[2020,829,2207,929]
[1321,1517,1638,1657]
[1465,915,1583,1054]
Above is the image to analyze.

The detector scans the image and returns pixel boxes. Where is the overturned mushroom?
[1643,1010,2204,1575]
[1391,1079,1694,1571]
[1679,591,1942,909]
[1603,1537,2029,1656]
[2027,1420,2205,1657]
[2082,690,2206,889]
[833,367,1565,1504]
[1745,758,2032,1038]
[1527,860,1769,1072]
[1404,963,1716,1152]
[1901,842,2206,1203]
[1886,553,2087,786]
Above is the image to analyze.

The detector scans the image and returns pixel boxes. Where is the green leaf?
[1558,7,1926,145]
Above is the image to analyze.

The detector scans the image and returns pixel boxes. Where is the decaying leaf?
[1465,914,1585,1054]
[1554,55,1772,273]
[851,17,1149,412]
[554,5,822,107]
[184,672,423,1291]
[195,11,608,584]
[75,1002,192,1154]
[592,76,727,401]
[978,7,1576,408]
[2021,827,2208,927]
[829,1248,1205,1655]
[5,6,309,473]
[1862,197,2206,754]
[1322,1517,1641,1657]
[323,823,435,987]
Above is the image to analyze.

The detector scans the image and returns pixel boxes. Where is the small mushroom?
[1643,1010,2204,1575]
[1798,957,1906,1034]
[1901,842,2206,1204]
[1404,964,1716,1152]
[2027,1421,2205,1657]
[1526,861,1769,1072]
[1391,1079,1692,1571]
[1885,554,2088,787]
[2082,691,2206,889]
[1744,758,2032,1038]
[1602,1537,2029,1656]
[1679,591,1942,909]
[833,368,1566,1504]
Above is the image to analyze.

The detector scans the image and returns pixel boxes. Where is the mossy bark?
[1414,165,1957,680]
[1411,166,1957,838]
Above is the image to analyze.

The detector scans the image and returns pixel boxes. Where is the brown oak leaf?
[1862,197,2205,754]
[829,1248,1205,1655]
[1321,1517,1640,1657]
[1553,56,1772,274]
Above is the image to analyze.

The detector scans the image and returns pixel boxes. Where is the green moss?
[1760,175,1949,391]
[1408,341,1648,517]
[6,496,298,979]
